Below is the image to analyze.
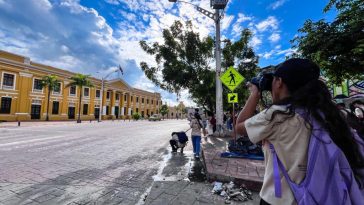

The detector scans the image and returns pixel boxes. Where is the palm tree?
[67,74,93,123]
[41,75,60,121]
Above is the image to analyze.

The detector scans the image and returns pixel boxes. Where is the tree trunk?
[77,86,82,123]
[46,87,51,121]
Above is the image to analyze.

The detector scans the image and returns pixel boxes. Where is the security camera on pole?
[168,0,228,135]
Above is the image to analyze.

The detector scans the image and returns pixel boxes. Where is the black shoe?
[172,149,177,153]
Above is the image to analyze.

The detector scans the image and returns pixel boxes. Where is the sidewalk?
[144,132,261,205]
[201,135,264,192]
[144,181,259,205]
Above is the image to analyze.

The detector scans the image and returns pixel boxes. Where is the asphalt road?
[0,120,190,205]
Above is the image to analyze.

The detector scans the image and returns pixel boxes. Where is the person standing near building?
[190,113,203,159]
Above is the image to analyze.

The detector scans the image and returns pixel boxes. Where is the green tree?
[41,75,60,121]
[132,112,141,121]
[159,104,169,120]
[292,0,364,84]
[140,21,258,112]
[67,74,93,123]
[222,29,259,108]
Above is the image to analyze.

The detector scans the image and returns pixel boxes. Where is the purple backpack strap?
[270,143,298,198]
[269,143,282,198]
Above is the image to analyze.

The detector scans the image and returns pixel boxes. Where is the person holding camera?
[235,58,364,205]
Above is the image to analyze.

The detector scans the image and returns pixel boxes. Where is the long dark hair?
[194,113,203,128]
[271,79,364,177]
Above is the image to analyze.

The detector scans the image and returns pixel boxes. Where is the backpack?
[176,132,188,144]
[269,111,364,205]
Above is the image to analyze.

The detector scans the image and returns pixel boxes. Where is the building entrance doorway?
[94,107,100,119]
[115,106,119,119]
[31,105,41,119]
[68,107,75,119]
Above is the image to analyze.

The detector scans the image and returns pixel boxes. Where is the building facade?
[0,50,162,121]
[166,102,186,119]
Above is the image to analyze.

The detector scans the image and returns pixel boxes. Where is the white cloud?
[269,33,281,43]
[236,13,252,23]
[105,0,120,5]
[249,36,262,48]
[259,47,296,60]
[256,16,279,32]
[0,0,234,107]
[277,48,297,56]
[269,0,288,10]
[231,13,253,37]
[221,14,234,31]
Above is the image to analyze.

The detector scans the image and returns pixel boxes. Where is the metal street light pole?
[168,0,226,134]
[98,68,123,122]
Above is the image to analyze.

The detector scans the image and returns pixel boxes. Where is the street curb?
[201,150,263,192]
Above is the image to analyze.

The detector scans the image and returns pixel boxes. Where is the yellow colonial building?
[0,50,162,121]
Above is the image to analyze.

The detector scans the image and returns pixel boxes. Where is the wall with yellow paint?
[0,50,161,122]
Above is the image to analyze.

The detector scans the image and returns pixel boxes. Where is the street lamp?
[98,67,123,122]
[168,0,227,134]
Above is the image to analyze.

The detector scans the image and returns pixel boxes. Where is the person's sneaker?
[172,149,177,153]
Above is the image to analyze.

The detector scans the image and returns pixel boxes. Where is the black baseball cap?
[273,58,320,92]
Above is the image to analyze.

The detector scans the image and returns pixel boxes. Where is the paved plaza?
[0,120,191,205]
[0,120,259,205]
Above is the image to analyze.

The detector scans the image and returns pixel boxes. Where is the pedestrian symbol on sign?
[229,71,236,85]
[220,67,245,91]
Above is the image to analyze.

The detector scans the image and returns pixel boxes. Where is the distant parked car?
[149,114,161,121]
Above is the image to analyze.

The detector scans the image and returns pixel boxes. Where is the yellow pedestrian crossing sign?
[220,67,245,91]
[228,93,238,103]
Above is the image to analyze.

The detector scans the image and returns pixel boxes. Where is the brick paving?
[0,120,190,205]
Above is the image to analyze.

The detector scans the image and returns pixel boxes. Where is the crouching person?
[170,132,188,153]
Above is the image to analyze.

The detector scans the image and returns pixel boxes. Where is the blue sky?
[0,0,336,106]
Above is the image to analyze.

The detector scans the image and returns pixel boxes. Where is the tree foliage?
[41,75,60,121]
[159,104,169,119]
[132,112,141,121]
[67,74,93,123]
[140,21,259,112]
[292,0,364,84]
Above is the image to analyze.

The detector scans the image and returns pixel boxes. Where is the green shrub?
[132,112,141,120]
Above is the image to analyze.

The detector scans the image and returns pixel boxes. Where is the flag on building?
[118,65,124,75]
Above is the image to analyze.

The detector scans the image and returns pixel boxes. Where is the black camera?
[251,73,274,91]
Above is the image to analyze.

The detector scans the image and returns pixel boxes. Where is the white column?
[102,106,106,115]
[121,107,124,116]
[128,108,131,115]
[111,106,115,116]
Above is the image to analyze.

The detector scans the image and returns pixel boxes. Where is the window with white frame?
[84,87,90,97]
[69,86,76,96]
[116,93,120,100]
[52,82,61,94]
[2,73,15,90]
[33,78,43,92]
[106,91,110,100]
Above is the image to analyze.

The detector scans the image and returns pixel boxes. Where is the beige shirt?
[190,118,202,136]
[245,105,310,205]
